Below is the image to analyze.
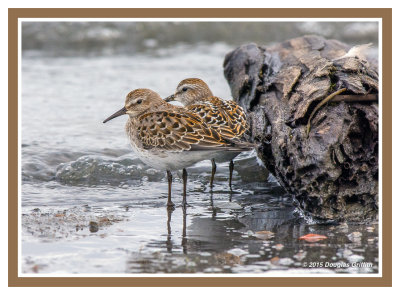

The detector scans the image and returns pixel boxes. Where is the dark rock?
[223,35,378,222]
[89,221,99,233]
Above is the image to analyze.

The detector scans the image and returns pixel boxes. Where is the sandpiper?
[165,78,249,188]
[103,88,252,208]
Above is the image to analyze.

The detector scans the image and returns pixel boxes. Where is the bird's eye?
[182,87,188,92]
[137,99,143,104]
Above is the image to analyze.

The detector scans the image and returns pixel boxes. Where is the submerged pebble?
[89,221,99,233]
[228,248,248,257]
[347,254,365,264]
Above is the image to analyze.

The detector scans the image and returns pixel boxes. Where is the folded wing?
[187,97,248,140]
[137,111,252,152]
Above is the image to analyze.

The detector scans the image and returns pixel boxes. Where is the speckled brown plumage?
[134,110,244,152]
[165,78,251,188]
[166,78,248,140]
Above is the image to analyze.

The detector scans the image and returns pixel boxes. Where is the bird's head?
[103,89,163,123]
[165,78,213,106]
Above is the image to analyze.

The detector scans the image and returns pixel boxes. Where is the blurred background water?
[21,21,379,274]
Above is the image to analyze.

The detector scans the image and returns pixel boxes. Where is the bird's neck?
[197,88,213,99]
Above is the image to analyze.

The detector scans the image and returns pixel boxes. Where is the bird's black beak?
[164,94,175,102]
[103,107,127,123]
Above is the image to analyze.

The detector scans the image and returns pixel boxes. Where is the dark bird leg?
[166,170,175,209]
[229,159,234,189]
[182,168,188,207]
[210,158,217,188]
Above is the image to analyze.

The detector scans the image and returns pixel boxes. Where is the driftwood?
[223,35,379,222]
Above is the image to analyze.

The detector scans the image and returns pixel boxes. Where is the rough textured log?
[223,35,378,222]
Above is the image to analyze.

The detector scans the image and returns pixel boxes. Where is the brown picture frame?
[9,8,392,287]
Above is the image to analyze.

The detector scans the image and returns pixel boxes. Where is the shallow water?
[21,33,379,274]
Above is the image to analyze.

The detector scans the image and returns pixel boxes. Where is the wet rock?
[89,221,99,233]
[347,254,364,264]
[215,252,242,266]
[293,251,307,261]
[340,248,353,259]
[299,233,328,242]
[254,230,275,240]
[366,226,375,232]
[228,248,248,257]
[348,231,363,238]
[270,256,280,265]
[278,257,294,266]
[55,155,164,186]
[223,35,378,222]
[347,231,363,243]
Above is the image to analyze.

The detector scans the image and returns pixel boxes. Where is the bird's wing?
[187,97,248,139]
[137,110,249,152]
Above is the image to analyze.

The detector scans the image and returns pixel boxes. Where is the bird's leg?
[210,158,217,188]
[182,168,188,207]
[229,160,234,189]
[166,170,175,209]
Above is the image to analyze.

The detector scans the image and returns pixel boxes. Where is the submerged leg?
[166,170,175,208]
[182,168,188,207]
[229,159,234,189]
[210,158,217,188]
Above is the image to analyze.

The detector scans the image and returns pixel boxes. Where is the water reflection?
[182,206,188,255]
[166,207,173,253]
[122,180,378,274]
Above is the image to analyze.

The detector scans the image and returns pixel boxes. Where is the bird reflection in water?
[165,207,173,253]
[181,206,187,254]
[165,205,188,254]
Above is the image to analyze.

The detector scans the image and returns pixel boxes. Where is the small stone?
[366,227,375,232]
[245,254,261,259]
[254,231,275,240]
[89,221,99,233]
[293,251,307,261]
[245,230,255,236]
[31,265,40,273]
[270,256,280,265]
[342,249,353,258]
[199,252,212,257]
[348,231,362,238]
[347,254,364,264]
[228,248,248,257]
[338,223,349,232]
[347,231,362,243]
[279,257,294,266]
